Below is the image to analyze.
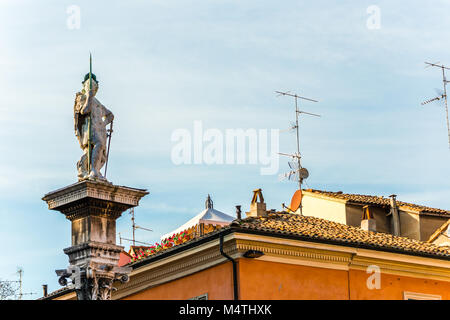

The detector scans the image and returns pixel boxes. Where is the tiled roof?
[129,212,450,265]
[38,286,75,300]
[129,224,224,263]
[41,212,450,299]
[233,213,450,258]
[304,189,450,215]
[130,227,226,265]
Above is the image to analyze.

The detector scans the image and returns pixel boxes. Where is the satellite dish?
[290,189,302,212]
[299,168,309,179]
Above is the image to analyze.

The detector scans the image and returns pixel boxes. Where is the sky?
[0,0,449,298]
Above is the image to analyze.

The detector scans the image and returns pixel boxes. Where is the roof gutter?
[220,233,238,300]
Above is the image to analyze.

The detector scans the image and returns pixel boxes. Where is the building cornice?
[111,229,450,299]
[112,233,238,299]
[233,232,450,281]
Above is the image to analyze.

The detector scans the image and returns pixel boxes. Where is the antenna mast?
[276,91,320,190]
[424,62,450,149]
[16,267,35,300]
[18,267,22,300]
[130,208,136,246]
[126,208,153,247]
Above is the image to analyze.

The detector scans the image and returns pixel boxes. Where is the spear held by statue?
[87,53,93,174]
[104,120,113,178]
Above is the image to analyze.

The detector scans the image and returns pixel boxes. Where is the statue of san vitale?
[73,73,114,182]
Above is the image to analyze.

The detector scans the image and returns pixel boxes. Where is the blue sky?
[0,0,449,298]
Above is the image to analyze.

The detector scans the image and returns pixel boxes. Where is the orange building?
[44,193,450,300]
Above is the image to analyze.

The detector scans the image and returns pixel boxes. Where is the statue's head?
[82,73,99,95]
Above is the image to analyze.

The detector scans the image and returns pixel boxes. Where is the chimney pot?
[389,194,400,236]
[235,205,242,220]
[246,189,267,217]
[42,284,48,297]
[361,219,377,232]
[361,205,376,232]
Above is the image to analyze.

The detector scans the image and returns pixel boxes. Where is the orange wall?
[121,259,450,300]
[122,262,234,300]
[240,259,450,300]
[349,269,450,300]
[238,259,349,300]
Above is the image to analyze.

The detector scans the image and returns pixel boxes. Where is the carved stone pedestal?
[42,180,149,300]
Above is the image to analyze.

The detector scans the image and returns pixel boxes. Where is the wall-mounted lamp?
[243,250,264,259]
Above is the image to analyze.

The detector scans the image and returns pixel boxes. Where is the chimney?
[361,205,376,232]
[246,189,267,217]
[42,284,48,297]
[235,205,242,220]
[389,194,401,236]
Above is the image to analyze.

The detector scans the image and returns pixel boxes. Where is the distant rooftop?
[303,189,450,215]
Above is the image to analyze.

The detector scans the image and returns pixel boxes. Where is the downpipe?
[219,234,238,300]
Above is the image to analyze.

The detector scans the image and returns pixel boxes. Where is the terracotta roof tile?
[132,212,450,265]
[304,189,450,215]
[232,213,450,258]
[38,286,75,300]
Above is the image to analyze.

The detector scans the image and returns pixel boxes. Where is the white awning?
[160,195,235,240]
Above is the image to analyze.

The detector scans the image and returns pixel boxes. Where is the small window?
[190,293,208,300]
[403,291,441,300]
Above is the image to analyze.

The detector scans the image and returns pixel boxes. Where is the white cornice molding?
[42,181,148,209]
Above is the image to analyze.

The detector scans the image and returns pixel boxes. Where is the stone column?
[42,180,148,300]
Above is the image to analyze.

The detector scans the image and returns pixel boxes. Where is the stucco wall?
[345,204,390,233]
[238,259,349,300]
[349,269,450,300]
[419,216,448,242]
[56,258,450,300]
[239,260,450,300]
[301,195,347,224]
[121,261,234,300]
[399,211,420,240]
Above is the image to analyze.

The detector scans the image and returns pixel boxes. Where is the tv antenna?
[423,62,450,149]
[15,267,36,300]
[122,208,153,247]
[275,91,320,191]
[119,233,153,246]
